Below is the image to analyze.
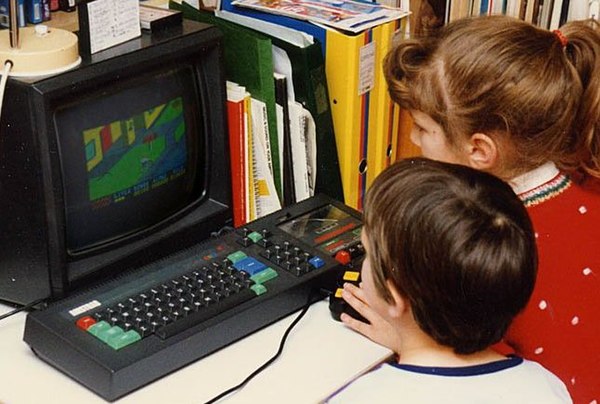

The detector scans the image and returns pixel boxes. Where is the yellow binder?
[326,27,377,211]
[367,17,409,188]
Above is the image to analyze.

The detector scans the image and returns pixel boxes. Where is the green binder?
[172,1,282,199]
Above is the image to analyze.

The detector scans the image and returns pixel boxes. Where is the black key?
[137,324,152,338]
[115,302,128,313]
[257,238,271,248]
[237,237,252,247]
[156,289,257,339]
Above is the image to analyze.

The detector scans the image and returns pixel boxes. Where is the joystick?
[328,268,368,323]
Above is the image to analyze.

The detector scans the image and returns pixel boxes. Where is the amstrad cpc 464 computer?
[0,16,365,401]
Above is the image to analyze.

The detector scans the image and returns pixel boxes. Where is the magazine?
[229,0,409,33]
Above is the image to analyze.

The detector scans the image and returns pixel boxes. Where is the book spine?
[226,96,247,227]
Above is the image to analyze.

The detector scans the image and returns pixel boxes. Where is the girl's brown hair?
[384,15,600,177]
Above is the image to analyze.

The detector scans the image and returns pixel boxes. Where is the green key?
[96,325,125,343]
[227,250,247,264]
[87,320,111,337]
[251,283,267,296]
[250,267,278,284]
[107,330,142,350]
[247,231,263,243]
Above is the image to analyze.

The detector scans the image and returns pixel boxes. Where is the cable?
[203,290,320,404]
[210,225,235,239]
[0,60,13,121]
[0,298,45,322]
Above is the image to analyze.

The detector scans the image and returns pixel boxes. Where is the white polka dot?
[571,316,580,325]
[534,347,544,355]
[538,300,547,310]
[579,205,588,214]
[583,267,592,276]
[534,232,539,239]
[571,377,576,385]
[590,400,597,404]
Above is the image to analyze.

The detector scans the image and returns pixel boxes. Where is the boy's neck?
[396,325,506,368]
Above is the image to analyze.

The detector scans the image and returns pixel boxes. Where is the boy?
[328,158,570,403]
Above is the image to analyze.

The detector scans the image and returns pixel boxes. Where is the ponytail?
[561,19,600,177]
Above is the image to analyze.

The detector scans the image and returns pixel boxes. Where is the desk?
[0,300,392,403]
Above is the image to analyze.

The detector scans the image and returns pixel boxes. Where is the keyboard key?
[107,330,141,350]
[250,284,267,295]
[308,256,325,269]
[250,267,278,284]
[87,320,111,337]
[76,316,96,331]
[155,288,256,339]
[233,257,267,275]
[247,231,263,243]
[97,325,125,343]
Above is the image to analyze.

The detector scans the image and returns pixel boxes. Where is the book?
[216,8,314,48]
[558,0,569,26]
[249,97,282,219]
[267,35,344,203]
[288,100,315,202]
[172,1,283,200]
[549,0,563,28]
[539,0,554,28]
[568,1,590,20]
[450,0,472,21]
[220,0,330,55]
[273,72,296,206]
[226,81,248,227]
[230,0,406,34]
[590,1,599,19]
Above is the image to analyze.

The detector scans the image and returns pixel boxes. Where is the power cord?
[0,60,13,120]
[0,298,46,322]
[203,289,321,404]
[210,225,235,238]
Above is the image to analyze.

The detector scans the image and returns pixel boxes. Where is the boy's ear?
[464,133,499,171]
[385,279,409,319]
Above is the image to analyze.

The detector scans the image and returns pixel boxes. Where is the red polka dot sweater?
[506,163,600,404]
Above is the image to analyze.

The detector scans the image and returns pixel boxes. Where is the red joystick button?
[335,250,351,265]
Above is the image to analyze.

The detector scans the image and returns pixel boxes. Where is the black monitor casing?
[0,21,232,305]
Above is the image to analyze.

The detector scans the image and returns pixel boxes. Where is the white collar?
[509,162,560,195]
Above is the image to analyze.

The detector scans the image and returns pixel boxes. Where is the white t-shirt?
[326,356,571,403]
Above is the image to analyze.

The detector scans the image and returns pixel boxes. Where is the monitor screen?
[56,66,203,252]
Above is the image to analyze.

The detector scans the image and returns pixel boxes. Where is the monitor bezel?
[28,23,232,291]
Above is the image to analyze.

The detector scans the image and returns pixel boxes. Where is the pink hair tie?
[553,29,568,48]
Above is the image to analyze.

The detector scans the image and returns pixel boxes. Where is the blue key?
[233,257,267,275]
[308,256,325,269]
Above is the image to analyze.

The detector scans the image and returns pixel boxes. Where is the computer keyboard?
[23,194,364,401]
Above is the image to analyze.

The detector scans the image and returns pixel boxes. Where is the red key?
[76,315,96,331]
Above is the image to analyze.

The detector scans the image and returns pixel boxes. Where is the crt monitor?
[0,21,232,306]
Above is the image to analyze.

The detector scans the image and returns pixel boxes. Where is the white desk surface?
[0,299,392,404]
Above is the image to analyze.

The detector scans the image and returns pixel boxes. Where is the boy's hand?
[340,282,401,354]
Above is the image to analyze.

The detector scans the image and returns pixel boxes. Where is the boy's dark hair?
[363,158,537,355]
